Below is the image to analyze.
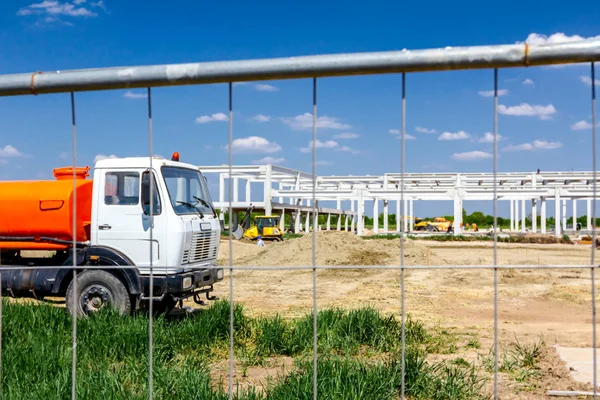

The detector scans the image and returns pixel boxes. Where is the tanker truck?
[0,153,223,316]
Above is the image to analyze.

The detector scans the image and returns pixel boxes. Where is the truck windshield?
[161,166,214,216]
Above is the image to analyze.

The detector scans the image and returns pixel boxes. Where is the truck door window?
[141,171,162,215]
[105,172,140,205]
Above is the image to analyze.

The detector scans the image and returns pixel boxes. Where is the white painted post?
[521,199,526,232]
[573,199,577,231]
[344,214,349,232]
[383,200,389,233]
[541,197,547,234]
[233,178,239,204]
[295,211,301,233]
[555,189,561,238]
[531,199,537,233]
[409,199,414,232]
[513,200,521,232]
[588,199,592,232]
[305,211,310,232]
[219,173,225,214]
[396,200,401,232]
[246,179,251,203]
[403,199,408,233]
[351,200,355,233]
[336,199,342,230]
[280,209,285,231]
[562,199,567,233]
[510,199,514,231]
[326,213,331,231]
[264,165,272,216]
[452,175,462,235]
[357,192,364,236]
[373,198,379,234]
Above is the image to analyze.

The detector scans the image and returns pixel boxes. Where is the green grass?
[1,301,487,399]
[480,337,545,388]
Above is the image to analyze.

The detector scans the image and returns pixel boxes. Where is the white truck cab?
[0,153,223,316]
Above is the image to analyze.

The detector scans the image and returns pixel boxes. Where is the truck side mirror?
[141,172,161,216]
[141,181,152,215]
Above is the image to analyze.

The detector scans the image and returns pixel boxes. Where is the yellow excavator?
[243,215,283,241]
[228,205,284,241]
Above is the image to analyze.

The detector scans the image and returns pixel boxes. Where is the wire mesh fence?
[0,39,599,399]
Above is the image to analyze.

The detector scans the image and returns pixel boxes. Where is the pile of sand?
[217,231,432,267]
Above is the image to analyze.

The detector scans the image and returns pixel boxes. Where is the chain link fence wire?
[0,40,598,399]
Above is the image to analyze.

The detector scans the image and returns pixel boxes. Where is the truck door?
[95,169,167,268]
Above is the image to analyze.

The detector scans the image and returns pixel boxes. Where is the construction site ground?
[195,231,599,398]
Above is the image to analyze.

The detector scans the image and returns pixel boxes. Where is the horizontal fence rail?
[0,39,599,96]
[0,37,598,400]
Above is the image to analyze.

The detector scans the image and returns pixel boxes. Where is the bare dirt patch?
[198,231,600,396]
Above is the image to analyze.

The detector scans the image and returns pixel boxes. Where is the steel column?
[541,197,547,234]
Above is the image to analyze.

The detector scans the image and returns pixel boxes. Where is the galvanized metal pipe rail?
[1,40,600,96]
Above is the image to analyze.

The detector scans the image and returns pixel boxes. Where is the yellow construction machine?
[243,215,284,241]
[228,205,283,241]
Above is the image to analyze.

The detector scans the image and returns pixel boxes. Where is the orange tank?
[0,166,93,251]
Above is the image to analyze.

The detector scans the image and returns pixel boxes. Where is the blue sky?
[0,0,599,217]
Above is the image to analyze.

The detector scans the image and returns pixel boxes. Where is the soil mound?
[218,231,431,267]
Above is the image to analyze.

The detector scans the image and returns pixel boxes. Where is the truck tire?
[66,270,131,317]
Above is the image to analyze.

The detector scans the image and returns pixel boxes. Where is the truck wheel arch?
[53,246,142,296]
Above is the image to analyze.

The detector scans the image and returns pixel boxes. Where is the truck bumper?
[140,267,224,299]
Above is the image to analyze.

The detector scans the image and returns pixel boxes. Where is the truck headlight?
[217,269,224,280]
[182,277,193,290]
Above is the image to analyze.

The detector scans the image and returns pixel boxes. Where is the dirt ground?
[190,231,600,398]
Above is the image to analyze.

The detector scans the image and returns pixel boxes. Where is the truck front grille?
[182,231,218,265]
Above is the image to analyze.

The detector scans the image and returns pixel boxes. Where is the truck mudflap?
[140,267,224,302]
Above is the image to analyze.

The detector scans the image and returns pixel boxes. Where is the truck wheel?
[66,270,131,317]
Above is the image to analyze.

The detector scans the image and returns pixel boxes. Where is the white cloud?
[415,126,436,134]
[300,139,339,153]
[522,79,534,86]
[520,33,600,68]
[498,103,557,120]
[0,145,24,158]
[579,76,600,87]
[452,151,493,161]
[389,129,400,135]
[252,156,285,165]
[59,152,70,160]
[477,132,503,143]
[227,136,281,154]
[249,114,271,123]
[281,113,351,131]
[254,84,279,92]
[571,120,596,131]
[315,160,333,166]
[233,82,280,92]
[438,131,470,141]
[478,89,509,97]
[204,145,213,150]
[333,132,359,139]
[94,154,118,163]
[395,134,416,140]
[336,145,361,154]
[196,113,228,124]
[123,91,147,99]
[503,140,562,151]
[17,1,98,18]
[523,32,600,45]
[533,140,562,149]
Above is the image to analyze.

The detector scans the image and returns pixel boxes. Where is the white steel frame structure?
[200,164,600,238]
